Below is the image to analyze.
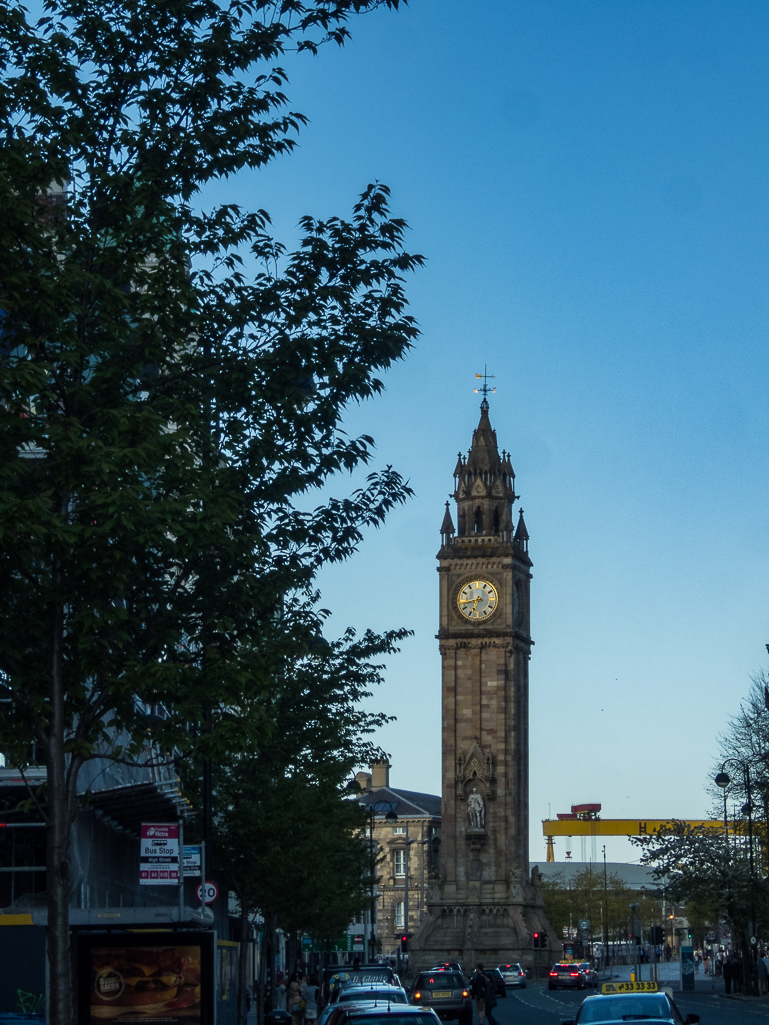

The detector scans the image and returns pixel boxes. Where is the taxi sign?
[601,981,658,994]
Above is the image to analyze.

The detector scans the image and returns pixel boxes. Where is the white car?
[497,963,526,989]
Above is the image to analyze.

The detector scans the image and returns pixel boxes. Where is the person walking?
[723,954,733,995]
[470,964,487,1025]
[482,969,499,1025]
[302,975,320,1025]
[274,971,287,1011]
[288,973,304,1025]
[757,953,767,995]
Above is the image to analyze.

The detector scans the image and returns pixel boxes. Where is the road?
[490,962,769,1025]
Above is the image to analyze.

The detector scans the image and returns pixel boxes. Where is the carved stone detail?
[455,741,496,801]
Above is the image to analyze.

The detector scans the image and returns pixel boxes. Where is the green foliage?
[632,822,769,945]
[197,624,406,938]
[542,866,660,945]
[0,0,422,773]
[0,2,417,1022]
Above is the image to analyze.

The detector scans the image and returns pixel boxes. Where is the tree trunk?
[46,594,75,1025]
[257,911,275,1025]
[238,901,250,1025]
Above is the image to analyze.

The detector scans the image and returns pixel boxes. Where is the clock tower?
[410,393,555,966]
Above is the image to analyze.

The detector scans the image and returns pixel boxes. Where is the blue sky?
[218,0,769,863]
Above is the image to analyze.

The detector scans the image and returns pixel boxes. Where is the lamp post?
[603,845,610,973]
[629,902,641,982]
[715,758,757,994]
[366,802,398,962]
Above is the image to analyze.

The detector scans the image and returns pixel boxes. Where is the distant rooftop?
[358,786,441,819]
[531,861,663,889]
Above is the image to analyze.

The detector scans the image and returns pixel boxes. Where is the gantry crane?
[542,803,730,862]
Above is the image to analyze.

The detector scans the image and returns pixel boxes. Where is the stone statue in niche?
[467,787,485,829]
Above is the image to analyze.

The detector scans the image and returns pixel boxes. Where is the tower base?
[408,866,558,972]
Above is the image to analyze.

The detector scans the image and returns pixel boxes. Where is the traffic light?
[652,926,664,945]
[400,935,408,952]
[532,932,546,948]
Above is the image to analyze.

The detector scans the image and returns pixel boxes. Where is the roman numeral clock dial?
[457,579,499,621]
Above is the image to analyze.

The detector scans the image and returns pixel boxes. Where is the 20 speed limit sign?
[196,881,219,904]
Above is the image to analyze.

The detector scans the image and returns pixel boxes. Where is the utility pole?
[603,846,610,973]
[404,820,410,976]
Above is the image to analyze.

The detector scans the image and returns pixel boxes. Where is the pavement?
[603,960,769,999]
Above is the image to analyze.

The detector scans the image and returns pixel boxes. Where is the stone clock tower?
[410,394,556,966]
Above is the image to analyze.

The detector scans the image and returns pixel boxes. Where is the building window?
[392,826,406,835]
[395,901,405,929]
[394,849,406,877]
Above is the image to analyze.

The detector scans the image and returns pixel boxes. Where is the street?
[486,963,769,1025]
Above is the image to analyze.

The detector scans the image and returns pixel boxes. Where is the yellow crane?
[542,803,732,862]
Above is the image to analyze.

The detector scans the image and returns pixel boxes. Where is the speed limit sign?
[705,930,718,943]
[196,881,219,904]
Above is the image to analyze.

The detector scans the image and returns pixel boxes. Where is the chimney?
[355,771,372,793]
[371,759,390,790]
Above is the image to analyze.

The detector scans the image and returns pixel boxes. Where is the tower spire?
[452,386,517,539]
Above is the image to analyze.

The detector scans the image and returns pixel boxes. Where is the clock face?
[457,579,499,621]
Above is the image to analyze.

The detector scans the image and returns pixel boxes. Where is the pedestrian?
[470,964,487,1025]
[245,984,252,1014]
[723,954,733,995]
[275,971,287,1011]
[302,974,320,1025]
[757,954,767,995]
[482,969,498,1025]
[733,955,743,994]
[288,973,304,1025]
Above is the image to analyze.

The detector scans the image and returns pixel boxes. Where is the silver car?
[497,963,526,989]
[576,963,598,988]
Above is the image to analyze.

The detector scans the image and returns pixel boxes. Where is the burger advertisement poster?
[77,933,214,1025]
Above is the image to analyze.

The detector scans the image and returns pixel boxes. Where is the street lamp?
[715,758,757,994]
[366,802,398,962]
[603,845,610,971]
[629,903,641,982]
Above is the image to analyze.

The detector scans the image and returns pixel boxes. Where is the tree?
[715,670,769,848]
[0,1,418,1023]
[541,866,661,958]
[632,820,769,985]
[195,624,405,1024]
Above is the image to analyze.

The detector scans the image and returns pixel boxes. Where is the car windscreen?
[340,992,407,1004]
[419,975,463,989]
[347,1017,436,1025]
[330,971,395,991]
[577,996,670,1022]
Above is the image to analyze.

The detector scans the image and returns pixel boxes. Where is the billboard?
[76,932,214,1025]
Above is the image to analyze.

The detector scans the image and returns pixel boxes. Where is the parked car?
[561,989,700,1025]
[497,963,526,989]
[548,963,586,990]
[410,971,472,1024]
[576,963,598,988]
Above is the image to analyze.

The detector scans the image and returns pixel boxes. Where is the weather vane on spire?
[474,366,496,406]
